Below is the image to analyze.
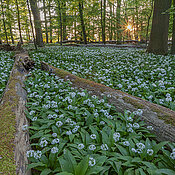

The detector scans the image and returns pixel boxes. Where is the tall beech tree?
[78,0,87,44]
[15,0,23,43]
[29,0,43,46]
[1,0,8,44]
[147,0,172,55]
[43,0,48,43]
[171,0,175,54]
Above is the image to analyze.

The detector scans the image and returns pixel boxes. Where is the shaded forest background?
[0,0,175,54]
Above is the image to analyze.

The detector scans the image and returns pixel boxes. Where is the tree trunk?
[78,1,87,44]
[171,0,175,54]
[1,0,8,44]
[146,0,153,46]
[101,0,106,44]
[15,0,23,44]
[43,0,48,43]
[57,0,62,45]
[147,0,172,55]
[62,1,67,41]
[29,0,43,47]
[27,0,37,50]
[48,0,52,43]
[116,0,121,44]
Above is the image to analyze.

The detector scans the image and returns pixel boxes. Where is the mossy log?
[41,61,175,143]
[0,53,32,175]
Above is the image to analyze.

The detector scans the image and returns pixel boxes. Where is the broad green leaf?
[75,156,89,175]
[40,168,52,175]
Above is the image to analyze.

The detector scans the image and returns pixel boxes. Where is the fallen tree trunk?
[41,61,175,142]
[0,53,33,175]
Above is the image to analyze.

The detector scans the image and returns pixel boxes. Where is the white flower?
[101,144,108,151]
[32,117,37,121]
[113,132,120,142]
[170,152,175,160]
[51,147,59,154]
[172,148,175,153]
[88,144,96,151]
[22,125,28,131]
[56,121,63,127]
[147,126,154,130]
[51,138,60,144]
[34,150,42,159]
[127,116,133,122]
[100,121,105,125]
[133,123,140,129]
[90,134,96,140]
[66,130,72,135]
[78,143,85,150]
[52,133,57,137]
[123,141,130,146]
[127,128,134,133]
[89,157,96,166]
[147,149,154,156]
[26,150,34,158]
[136,143,145,150]
[40,140,48,147]
[131,148,137,153]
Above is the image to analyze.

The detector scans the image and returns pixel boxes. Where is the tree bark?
[116,0,121,43]
[62,1,67,41]
[27,0,37,50]
[29,0,43,47]
[15,0,23,44]
[78,0,87,44]
[57,0,62,45]
[101,0,106,44]
[43,0,48,43]
[48,0,52,43]
[171,0,175,54]
[1,0,8,44]
[147,0,172,55]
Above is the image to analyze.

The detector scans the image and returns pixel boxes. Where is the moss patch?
[122,96,145,109]
[0,64,21,174]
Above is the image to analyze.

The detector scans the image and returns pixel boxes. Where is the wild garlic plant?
[0,51,14,98]
[30,47,175,111]
[25,68,175,175]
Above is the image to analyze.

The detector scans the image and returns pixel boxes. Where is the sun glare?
[127,25,132,30]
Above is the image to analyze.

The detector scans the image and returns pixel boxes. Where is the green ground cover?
[25,68,175,175]
[29,47,175,111]
[0,51,14,98]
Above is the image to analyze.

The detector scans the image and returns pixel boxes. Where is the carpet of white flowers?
[25,68,175,175]
[0,51,14,99]
[30,47,175,111]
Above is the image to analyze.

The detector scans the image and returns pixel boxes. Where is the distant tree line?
[0,0,175,55]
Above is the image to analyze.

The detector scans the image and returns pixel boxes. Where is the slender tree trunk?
[58,0,62,45]
[7,1,14,44]
[78,0,87,44]
[171,0,175,54]
[135,0,139,40]
[1,0,8,44]
[74,12,77,41]
[62,1,67,41]
[146,0,153,46]
[101,0,106,44]
[48,0,52,43]
[147,0,172,55]
[15,0,23,43]
[29,0,43,47]
[116,0,121,44]
[43,0,48,43]
[27,0,37,49]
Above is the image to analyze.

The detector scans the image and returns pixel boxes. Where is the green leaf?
[40,168,52,175]
[152,169,175,175]
[75,156,89,175]
[154,141,169,154]
[55,172,74,175]
[27,162,46,170]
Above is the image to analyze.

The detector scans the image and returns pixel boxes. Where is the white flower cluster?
[26,150,42,159]
[170,148,175,160]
